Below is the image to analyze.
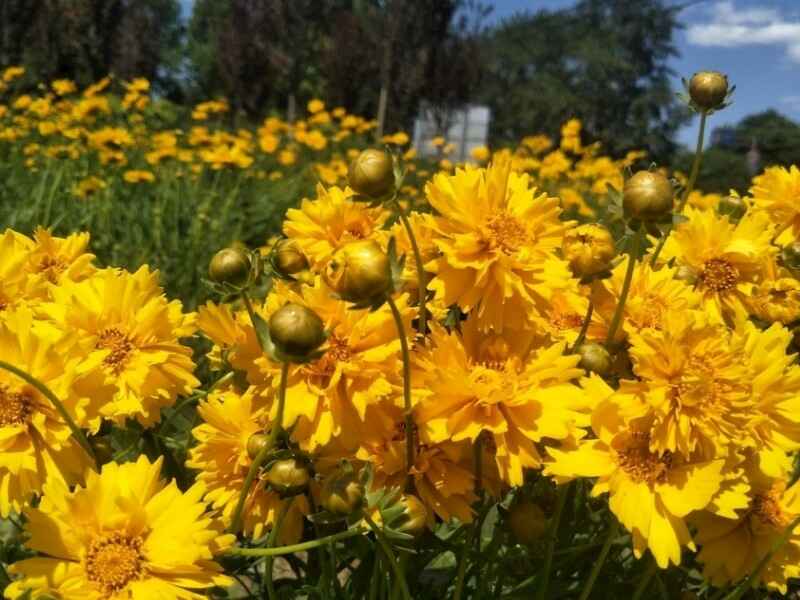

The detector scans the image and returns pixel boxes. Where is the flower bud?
[508,500,548,546]
[563,224,616,278]
[348,148,395,198]
[321,470,365,515]
[246,433,269,460]
[272,239,309,276]
[689,71,729,112]
[266,457,311,496]
[623,170,674,222]
[209,247,251,287]
[396,494,428,537]
[325,240,392,303]
[575,342,612,377]
[268,303,326,361]
[718,194,746,219]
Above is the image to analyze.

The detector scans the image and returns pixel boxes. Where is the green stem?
[229,361,289,533]
[264,497,294,600]
[0,561,11,589]
[650,111,709,266]
[677,111,708,214]
[630,553,658,600]
[571,298,594,352]
[454,437,484,600]
[228,526,366,557]
[365,513,413,600]
[387,295,415,492]
[391,196,428,337]
[605,225,642,349]
[241,292,263,352]
[0,360,96,465]
[578,521,620,600]
[723,514,800,600]
[535,483,570,600]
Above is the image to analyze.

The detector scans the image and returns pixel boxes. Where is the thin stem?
[677,111,708,213]
[391,196,428,337]
[365,513,413,600]
[535,482,570,600]
[0,360,96,465]
[723,514,800,600]
[227,526,366,557]
[578,520,620,600]
[631,555,658,600]
[229,361,289,533]
[386,295,415,491]
[264,497,294,600]
[241,292,263,352]
[454,437,484,600]
[571,298,594,352]
[605,225,642,349]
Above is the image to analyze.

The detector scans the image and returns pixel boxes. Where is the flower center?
[617,433,672,484]
[0,384,32,426]
[85,532,144,596]
[96,328,134,374]
[550,310,584,331]
[37,255,67,283]
[752,489,791,529]
[307,334,350,383]
[486,212,528,255]
[475,336,511,370]
[700,258,738,292]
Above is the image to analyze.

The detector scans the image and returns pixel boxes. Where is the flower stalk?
[227,526,366,557]
[264,497,294,600]
[386,294,415,491]
[605,225,643,348]
[535,482,570,600]
[578,520,620,600]
[365,512,413,600]
[390,195,428,336]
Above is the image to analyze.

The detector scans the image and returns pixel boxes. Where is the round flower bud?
[575,342,612,377]
[321,470,364,515]
[209,247,251,287]
[689,71,729,112]
[325,240,392,303]
[563,224,616,278]
[508,500,548,546]
[266,457,311,496]
[272,239,309,276]
[348,149,395,198]
[718,194,746,219]
[268,303,326,360]
[246,433,269,460]
[623,170,674,222]
[397,494,428,537]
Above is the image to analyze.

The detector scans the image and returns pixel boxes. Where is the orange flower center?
[85,532,144,596]
[700,258,738,292]
[37,255,67,283]
[307,334,350,383]
[752,490,791,529]
[617,433,672,485]
[0,384,32,426]
[486,212,528,255]
[96,328,134,374]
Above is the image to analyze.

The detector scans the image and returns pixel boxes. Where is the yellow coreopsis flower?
[20,227,96,293]
[425,159,574,332]
[0,230,33,316]
[546,391,732,568]
[746,275,800,324]
[653,207,776,322]
[0,309,93,517]
[45,266,199,428]
[122,169,155,183]
[5,456,234,600]
[187,388,309,540]
[283,184,390,271]
[750,165,800,240]
[413,317,590,486]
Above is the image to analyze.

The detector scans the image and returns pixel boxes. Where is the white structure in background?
[412,104,491,163]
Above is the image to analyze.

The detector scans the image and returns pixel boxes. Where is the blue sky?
[179,0,800,148]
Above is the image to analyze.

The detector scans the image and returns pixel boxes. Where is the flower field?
[2,66,800,599]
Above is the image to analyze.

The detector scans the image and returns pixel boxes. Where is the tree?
[480,0,690,161]
[734,110,800,169]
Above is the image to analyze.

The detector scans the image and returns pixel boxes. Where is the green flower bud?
[266,457,311,496]
[272,239,309,277]
[689,71,729,112]
[324,240,392,303]
[623,170,674,222]
[268,303,326,361]
[575,342,612,377]
[321,470,364,515]
[396,494,428,537]
[209,247,252,287]
[348,149,395,198]
[246,433,268,460]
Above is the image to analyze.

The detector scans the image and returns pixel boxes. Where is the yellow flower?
[283,184,390,271]
[51,79,77,96]
[72,176,108,200]
[0,230,34,316]
[747,276,800,324]
[686,190,721,211]
[547,391,731,568]
[20,227,96,293]
[653,207,776,322]
[188,388,309,540]
[122,169,155,183]
[5,455,233,600]
[278,149,297,166]
[750,165,800,238]
[413,317,590,486]
[0,309,93,517]
[307,98,325,114]
[2,66,24,82]
[470,145,490,162]
[425,159,574,332]
[45,266,199,428]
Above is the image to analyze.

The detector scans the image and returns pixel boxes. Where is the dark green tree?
[481,0,690,160]
[734,110,800,169]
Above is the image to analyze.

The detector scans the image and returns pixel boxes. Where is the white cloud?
[686,1,800,62]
